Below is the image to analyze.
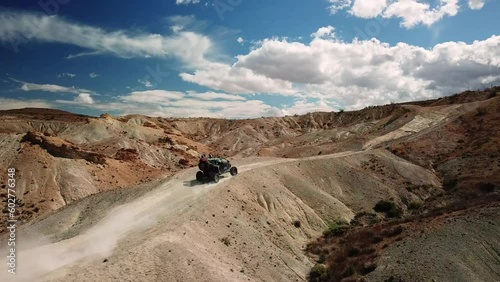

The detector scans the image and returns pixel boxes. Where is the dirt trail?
[0,151,361,282]
[363,104,461,150]
[1,167,220,282]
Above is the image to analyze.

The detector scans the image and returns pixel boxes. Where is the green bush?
[220,237,231,246]
[308,264,329,282]
[323,221,349,238]
[479,182,495,193]
[293,220,301,228]
[374,200,403,218]
[408,201,422,210]
[384,225,404,237]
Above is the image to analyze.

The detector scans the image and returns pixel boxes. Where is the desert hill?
[0,87,499,281]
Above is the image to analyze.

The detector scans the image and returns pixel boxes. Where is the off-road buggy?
[196,157,238,183]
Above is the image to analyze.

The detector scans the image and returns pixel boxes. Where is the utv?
[196,157,238,183]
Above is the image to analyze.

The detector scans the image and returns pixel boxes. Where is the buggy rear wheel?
[196,171,204,182]
[211,172,220,183]
[230,166,238,176]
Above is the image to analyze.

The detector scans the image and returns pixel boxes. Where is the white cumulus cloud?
[327,0,485,28]
[328,0,353,14]
[0,10,212,67]
[13,79,96,106]
[195,32,500,110]
[0,98,52,110]
[468,0,485,9]
[186,91,245,101]
[55,93,94,105]
[138,79,153,88]
[93,90,278,118]
[350,0,388,18]
[175,0,200,4]
[14,79,91,94]
[57,73,76,78]
[2,9,498,118]
[383,0,460,28]
[120,90,185,104]
[75,93,94,104]
[179,61,296,95]
[311,26,336,39]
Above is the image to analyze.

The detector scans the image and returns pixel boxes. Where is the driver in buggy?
[199,154,229,173]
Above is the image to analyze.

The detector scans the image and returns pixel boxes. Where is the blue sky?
[0,0,499,118]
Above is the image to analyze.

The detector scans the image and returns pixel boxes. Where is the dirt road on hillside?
[0,151,360,282]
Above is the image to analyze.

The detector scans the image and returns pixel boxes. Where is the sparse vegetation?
[478,182,495,193]
[476,107,487,116]
[158,136,175,145]
[374,200,403,218]
[408,201,422,210]
[2,86,500,281]
[220,237,231,246]
[351,211,379,226]
[383,115,399,127]
[115,148,139,161]
[383,225,403,237]
[308,264,329,282]
[142,121,157,128]
[443,178,458,190]
[323,221,349,238]
[293,220,301,228]
[307,220,409,281]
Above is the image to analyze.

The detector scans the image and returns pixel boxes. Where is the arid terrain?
[0,87,499,282]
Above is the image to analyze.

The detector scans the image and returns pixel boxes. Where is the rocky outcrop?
[114,148,139,161]
[21,131,106,164]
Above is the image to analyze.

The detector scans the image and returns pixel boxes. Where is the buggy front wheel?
[230,167,238,176]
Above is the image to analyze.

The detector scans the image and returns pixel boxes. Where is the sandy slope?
[1,167,227,281]
[0,156,300,282]
[1,93,492,228]
[367,205,500,282]
[1,89,497,282]
[0,148,442,282]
